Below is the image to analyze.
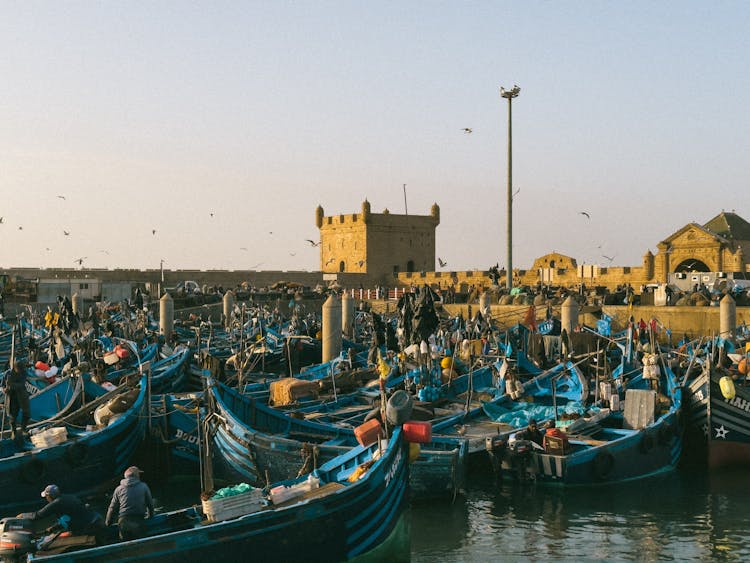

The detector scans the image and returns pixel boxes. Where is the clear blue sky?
[2,2,749,273]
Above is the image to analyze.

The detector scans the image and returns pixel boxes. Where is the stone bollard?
[160,292,174,342]
[720,293,736,340]
[342,292,355,340]
[322,294,342,363]
[223,290,235,329]
[479,292,491,318]
[560,295,579,337]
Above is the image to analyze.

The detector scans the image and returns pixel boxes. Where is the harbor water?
[112,461,750,562]
[411,464,750,562]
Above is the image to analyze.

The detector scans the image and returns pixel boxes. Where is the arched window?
[339,261,346,273]
[406,260,415,273]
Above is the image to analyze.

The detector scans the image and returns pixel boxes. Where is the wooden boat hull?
[29,431,410,562]
[686,366,750,468]
[0,377,148,512]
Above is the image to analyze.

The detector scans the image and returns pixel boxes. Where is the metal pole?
[500,85,520,293]
[506,94,513,292]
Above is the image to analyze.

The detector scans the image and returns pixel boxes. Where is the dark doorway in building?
[339,261,346,272]
[406,260,415,273]
[674,259,710,272]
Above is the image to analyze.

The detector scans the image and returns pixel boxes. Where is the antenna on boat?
[403,184,408,216]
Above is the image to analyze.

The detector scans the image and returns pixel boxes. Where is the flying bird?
[152,229,157,235]
[239,247,248,251]
[63,230,70,236]
[99,249,110,255]
[45,247,51,251]
[579,211,591,219]
[325,258,334,265]
[462,128,473,134]
[18,226,23,230]
[290,253,296,256]
[74,257,86,265]
[250,262,263,269]
[602,255,615,263]
[357,260,365,267]
[438,258,447,267]
[57,195,66,200]
[209,212,214,217]
[305,239,321,247]
[0,217,4,224]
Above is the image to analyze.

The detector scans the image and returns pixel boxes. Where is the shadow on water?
[411,465,750,562]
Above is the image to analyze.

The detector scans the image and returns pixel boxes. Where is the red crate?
[402,421,432,444]
[354,418,383,447]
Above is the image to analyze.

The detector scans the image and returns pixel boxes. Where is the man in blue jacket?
[105,466,154,540]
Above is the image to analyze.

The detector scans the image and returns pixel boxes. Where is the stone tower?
[316,200,440,282]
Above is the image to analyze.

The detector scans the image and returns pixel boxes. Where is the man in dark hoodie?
[105,466,154,540]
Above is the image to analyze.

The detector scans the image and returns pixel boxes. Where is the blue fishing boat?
[0,375,148,512]
[206,377,466,499]
[684,359,750,469]
[487,362,683,486]
[21,428,410,562]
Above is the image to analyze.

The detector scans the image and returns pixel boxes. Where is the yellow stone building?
[316,200,440,283]
[393,211,750,292]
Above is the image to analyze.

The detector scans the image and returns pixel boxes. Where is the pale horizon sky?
[2,2,749,274]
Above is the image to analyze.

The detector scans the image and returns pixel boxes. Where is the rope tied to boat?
[297,442,320,477]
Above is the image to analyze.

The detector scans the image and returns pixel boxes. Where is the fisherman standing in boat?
[3,360,33,442]
[105,466,154,541]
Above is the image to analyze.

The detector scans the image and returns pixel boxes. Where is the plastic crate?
[202,488,264,522]
[30,427,68,448]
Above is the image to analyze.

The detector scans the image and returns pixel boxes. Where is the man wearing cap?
[516,418,544,446]
[28,484,106,542]
[105,466,154,540]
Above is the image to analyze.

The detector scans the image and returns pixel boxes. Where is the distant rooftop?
[703,211,750,241]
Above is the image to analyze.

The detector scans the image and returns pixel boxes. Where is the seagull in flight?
[74,257,87,265]
[438,258,447,267]
[152,229,157,235]
[250,262,264,269]
[305,239,321,247]
[57,195,66,200]
[602,255,615,263]
[579,211,591,219]
[63,230,70,236]
[0,217,4,224]
[462,128,473,134]
[18,226,23,230]
[209,212,214,217]
[239,247,248,251]
[99,249,110,255]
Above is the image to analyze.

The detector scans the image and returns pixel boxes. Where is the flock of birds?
[4,147,616,271]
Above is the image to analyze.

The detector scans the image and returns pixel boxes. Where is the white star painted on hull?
[715,425,729,439]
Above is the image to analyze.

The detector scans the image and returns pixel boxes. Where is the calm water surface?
[18,463,748,562]
[410,465,750,562]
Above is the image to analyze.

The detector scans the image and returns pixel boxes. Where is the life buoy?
[21,457,47,484]
[65,442,90,467]
[640,432,656,454]
[592,451,614,480]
